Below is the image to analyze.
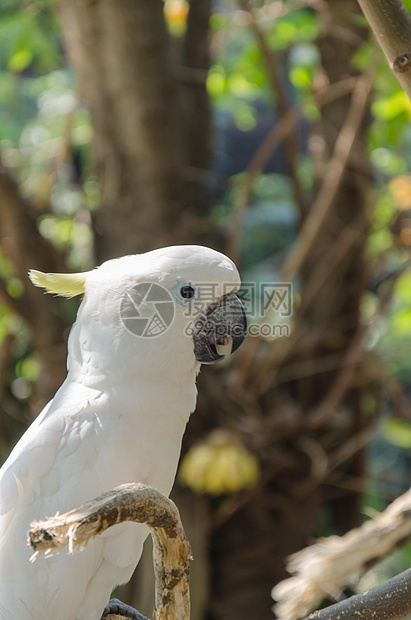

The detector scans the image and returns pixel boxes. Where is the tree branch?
[238,0,307,219]
[0,162,66,278]
[302,568,411,620]
[0,161,69,393]
[357,0,411,101]
[28,483,192,620]
[281,72,373,282]
[225,76,358,265]
[272,485,411,620]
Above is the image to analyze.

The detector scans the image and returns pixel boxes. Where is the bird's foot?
[101,598,150,619]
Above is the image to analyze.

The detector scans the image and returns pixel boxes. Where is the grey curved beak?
[193,293,247,364]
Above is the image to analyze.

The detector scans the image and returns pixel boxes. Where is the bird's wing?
[0,381,136,620]
[0,376,190,620]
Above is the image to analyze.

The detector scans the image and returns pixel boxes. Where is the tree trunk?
[56,0,210,260]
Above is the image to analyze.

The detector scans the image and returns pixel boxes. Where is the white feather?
[0,246,241,620]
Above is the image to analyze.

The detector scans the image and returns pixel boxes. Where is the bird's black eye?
[180,285,196,299]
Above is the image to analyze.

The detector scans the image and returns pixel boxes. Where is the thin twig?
[252,210,367,395]
[246,76,357,178]
[281,72,373,282]
[238,0,307,219]
[225,76,358,271]
[299,211,368,316]
[305,324,367,430]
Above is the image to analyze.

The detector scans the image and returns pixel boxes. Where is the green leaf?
[383,419,411,449]
[16,357,40,382]
[207,67,226,98]
[8,48,32,72]
[372,91,411,121]
[268,10,318,50]
[227,73,259,98]
[6,277,24,299]
[289,66,311,89]
[210,13,228,31]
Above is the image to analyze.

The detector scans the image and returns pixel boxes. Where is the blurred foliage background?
[2,0,411,618]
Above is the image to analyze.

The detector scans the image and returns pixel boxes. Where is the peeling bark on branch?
[28,483,192,620]
[302,569,411,620]
[273,485,411,620]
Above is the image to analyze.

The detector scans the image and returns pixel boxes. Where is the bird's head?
[29,246,247,381]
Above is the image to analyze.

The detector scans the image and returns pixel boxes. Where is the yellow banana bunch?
[179,430,259,495]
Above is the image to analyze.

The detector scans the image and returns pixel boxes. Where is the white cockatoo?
[0,245,246,620]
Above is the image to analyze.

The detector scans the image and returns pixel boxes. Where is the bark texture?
[303,568,411,620]
[357,0,411,101]
[56,0,210,260]
[274,485,411,619]
[29,483,192,620]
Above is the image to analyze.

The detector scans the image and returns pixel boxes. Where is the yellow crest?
[29,270,89,298]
